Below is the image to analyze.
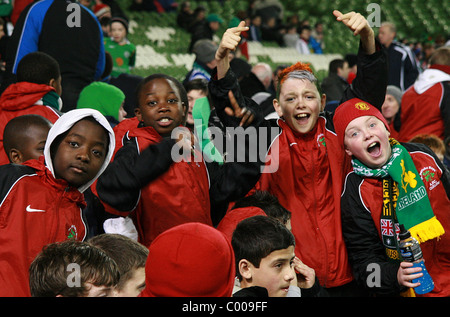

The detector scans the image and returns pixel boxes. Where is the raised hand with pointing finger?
[216,21,248,80]
[333,10,375,54]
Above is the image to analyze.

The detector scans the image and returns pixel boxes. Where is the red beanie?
[333,98,390,147]
[140,222,235,297]
[216,207,267,243]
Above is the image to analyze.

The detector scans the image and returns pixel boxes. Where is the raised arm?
[215,21,249,80]
[332,10,388,110]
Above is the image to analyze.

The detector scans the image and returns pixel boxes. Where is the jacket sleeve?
[0,164,36,227]
[95,137,176,212]
[208,67,265,128]
[340,39,388,110]
[440,82,450,142]
[341,172,406,296]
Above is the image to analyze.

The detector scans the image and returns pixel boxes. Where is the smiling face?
[344,115,391,168]
[135,78,186,137]
[273,77,326,134]
[52,119,109,188]
[240,246,295,297]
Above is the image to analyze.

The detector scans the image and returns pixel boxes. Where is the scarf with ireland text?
[352,139,445,245]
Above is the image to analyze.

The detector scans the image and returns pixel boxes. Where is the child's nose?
[76,148,90,162]
[285,268,295,282]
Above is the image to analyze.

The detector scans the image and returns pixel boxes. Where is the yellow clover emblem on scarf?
[400,160,417,193]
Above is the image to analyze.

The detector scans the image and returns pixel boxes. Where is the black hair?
[3,114,52,158]
[232,191,291,226]
[16,51,60,84]
[135,73,189,119]
[232,216,295,280]
[183,78,209,95]
[328,59,346,74]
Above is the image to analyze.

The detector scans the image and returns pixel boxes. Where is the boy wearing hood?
[0,109,115,297]
[0,51,62,165]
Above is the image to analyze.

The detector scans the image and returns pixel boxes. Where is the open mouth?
[157,117,174,127]
[294,113,310,124]
[367,141,381,156]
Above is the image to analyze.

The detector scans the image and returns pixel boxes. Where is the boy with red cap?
[334,98,450,296]
[209,9,387,296]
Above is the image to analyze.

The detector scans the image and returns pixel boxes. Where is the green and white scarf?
[352,139,445,243]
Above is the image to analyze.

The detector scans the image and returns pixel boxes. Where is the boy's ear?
[238,259,253,281]
[273,99,283,117]
[134,107,142,121]
[320,93,326,112]
[344,148,353,157]
[9,149,23,164]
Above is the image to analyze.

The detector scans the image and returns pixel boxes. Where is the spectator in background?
[249,15,262,42]
[321,59,350,111]
[398,46,450,142]
[409,134,446,162]
[188,13,223,53]
[283,24,299,49]
[176,1,194,31]
[311,22,325,52]
[345,53,357,84]
[1,0,106,112]
[295,25,311,54]
[381,85,402,139]
[253,0,284,26]
[261,16,284,46]
[378,21,419,91]
[419,42,435,71]
[104,17,136,78]
[184,39,218,83]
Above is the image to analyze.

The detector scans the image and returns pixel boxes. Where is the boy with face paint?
[95,73,264,247]
[0,109,115,296]
[208,10,387,296]
[335,98,450,297]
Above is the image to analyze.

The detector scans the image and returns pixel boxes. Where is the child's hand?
[397,261,422,288]
[173,127,197,160]
[333,10,372,36]
[333,10,375,54]
[215,21,248,61]
[293,257,316,289]
[224,90,254,127]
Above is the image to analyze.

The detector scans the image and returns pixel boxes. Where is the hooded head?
[217,207,267,243]
[44,109,115,193]
[77,82,126,122]
[141,222,235,297]
[334,98,390,147]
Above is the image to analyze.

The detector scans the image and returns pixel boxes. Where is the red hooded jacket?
[0,158,86,297]
[0,82,61,165]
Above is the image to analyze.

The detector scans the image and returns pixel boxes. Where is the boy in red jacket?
[334,98,450,296]
[209,10,387,295]
[95,73,263,247]
[0,108,115,296]
[0,51,62,165]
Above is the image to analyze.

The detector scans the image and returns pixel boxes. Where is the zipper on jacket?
[310,148,329,287]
